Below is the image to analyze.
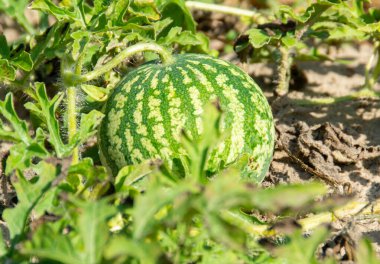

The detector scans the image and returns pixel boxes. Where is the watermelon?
[98,53,275,182]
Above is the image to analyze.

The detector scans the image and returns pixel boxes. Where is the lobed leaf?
[76,199,117,264]
[247,28,273,49]
[11,51,33,71]
[252,182,328,212]
[3,162,58,243]
[0,59,16,81]
[31,0,79,22]
[0,93,31,144]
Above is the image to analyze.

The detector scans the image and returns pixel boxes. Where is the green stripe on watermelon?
[99,53,275,182]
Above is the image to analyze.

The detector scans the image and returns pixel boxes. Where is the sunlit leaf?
[11,51,33,71]
[0,59,16,81]
[3,162,58,242]
[247,28,272,49]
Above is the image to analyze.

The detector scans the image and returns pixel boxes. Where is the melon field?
[1,0,380,263]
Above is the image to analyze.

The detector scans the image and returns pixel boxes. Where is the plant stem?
[294,88,380,106]
[366,42,380,90]
[78,43,174,83]
[185,1,265,22]
[223,200,380,237]
[275,46,294,96]
[67,86,78,163]
[67,54,85,164]
[364,47,377,90]
[274,4,330,97]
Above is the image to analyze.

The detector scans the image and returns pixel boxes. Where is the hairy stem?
[67,86,78,163]
[77,43,174,83]
[275,46,294,96]
[274,4,330,97]
[67,53,85,164]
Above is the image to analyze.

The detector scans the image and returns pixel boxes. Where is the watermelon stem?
[294,88,380,105]
[66,51,86,164]
[185,1,266,23]
[364,41,380,91]
[275,46,294,97]
[77,43,174,83]
[222,200,380,237]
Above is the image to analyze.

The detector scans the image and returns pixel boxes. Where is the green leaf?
[76,199,117,264]
[0,120,20,142]
[174,31,202,46]
[159,26,181,43]
[29,22,68,63]
[312,22,367,41]
[159,27,201,46]
[71,31,90,61]
[109,0,129,23]
[281,35,297,48]
[32,82,67,157]
[0,94,49,174]
[115,160,157,191]
[104,237,158,264]
[6,142,48,174]
[69,110,104,148]
[356,239,380,264]
[179,103,223,182]
[0,93,31,144]
[31,0,78,21]
[11,51,33,71]
[133,184,190,239]
[359,21,380,34]
[93,0,112,14]
[0,35,10,58]
[252,182,328,212]
[279,2,336,24]
[0,230,7,258]
[22,223,81,264]
[68,158,107,190]
[156,0,196,33]
[80,84,109,101]
[153,17,173,38]
[3,162,58,242]
[24,198,116,264]
[247,28,272,49]
[128,0,161,21]
[0,59,16,81]
[274,227,331,264]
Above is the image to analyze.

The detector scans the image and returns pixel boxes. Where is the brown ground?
[244,43,380,258]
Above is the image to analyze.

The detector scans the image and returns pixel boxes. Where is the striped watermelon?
[98,53,275,182]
